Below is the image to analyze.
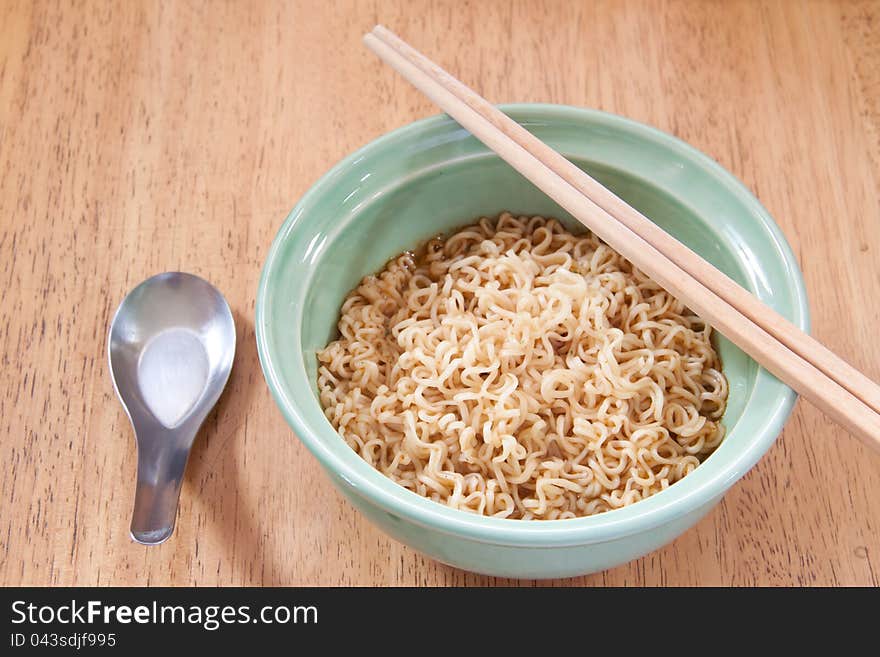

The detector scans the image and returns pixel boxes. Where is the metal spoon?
[108,272,235,545]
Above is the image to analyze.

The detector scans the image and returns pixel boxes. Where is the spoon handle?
[130,428,196,545]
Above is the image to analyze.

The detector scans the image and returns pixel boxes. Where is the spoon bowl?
[108,272,235,545]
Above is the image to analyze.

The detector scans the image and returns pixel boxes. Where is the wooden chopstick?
[363,26,880,451]
[371,25,880,418]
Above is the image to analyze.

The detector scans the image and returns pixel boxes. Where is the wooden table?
[2,0,878,587]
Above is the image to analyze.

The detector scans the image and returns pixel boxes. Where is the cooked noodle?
[317,213,728,519]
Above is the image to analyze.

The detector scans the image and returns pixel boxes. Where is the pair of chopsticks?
[363,25,880,452]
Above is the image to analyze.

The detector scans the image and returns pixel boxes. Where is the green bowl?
[256,104,809,578]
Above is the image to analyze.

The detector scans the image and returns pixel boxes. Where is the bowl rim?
[256,103,810,547]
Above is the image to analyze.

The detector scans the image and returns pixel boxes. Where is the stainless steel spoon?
[108,272,235,545]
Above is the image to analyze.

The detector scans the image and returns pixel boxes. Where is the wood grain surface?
[1,0,879,587]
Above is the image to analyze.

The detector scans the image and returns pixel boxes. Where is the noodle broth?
[317,213,729,519]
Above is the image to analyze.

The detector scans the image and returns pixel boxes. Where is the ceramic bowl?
[256,104,809,578]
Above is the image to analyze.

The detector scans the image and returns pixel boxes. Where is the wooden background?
[2,0,879,586]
